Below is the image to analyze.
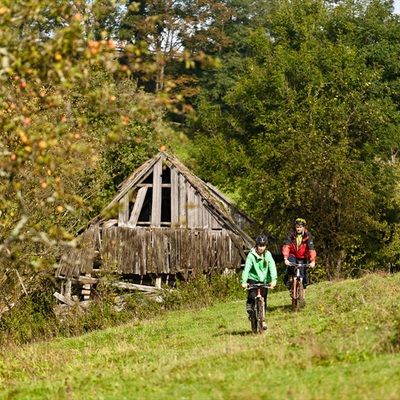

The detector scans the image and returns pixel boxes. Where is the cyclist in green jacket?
[241,235,277,329]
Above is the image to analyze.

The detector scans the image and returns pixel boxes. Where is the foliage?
[0,1,187,317]
[0,272,399,399]
[0,271,243,346]
[162,272,243,310]
[190,0,400,278]
[0,275,60,344]
[117,0,233,102]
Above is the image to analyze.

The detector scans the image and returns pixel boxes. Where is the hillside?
[1,273,399,399]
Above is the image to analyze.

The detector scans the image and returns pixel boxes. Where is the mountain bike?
[288,263,310,312]
[246,283,271,334]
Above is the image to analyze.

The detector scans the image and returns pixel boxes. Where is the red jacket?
[282,228,316,262]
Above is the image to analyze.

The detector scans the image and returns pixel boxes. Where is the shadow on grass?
[216,330,257,337]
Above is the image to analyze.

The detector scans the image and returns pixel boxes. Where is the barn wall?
[56,227,97,278]
[56,227,245,278]
[99,227,243,275]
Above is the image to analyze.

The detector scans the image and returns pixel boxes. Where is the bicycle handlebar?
[288,262,312,268]
[245,283,272,290]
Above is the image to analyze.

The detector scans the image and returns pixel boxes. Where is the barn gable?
[86,151,254,233]
[55,151,259,301]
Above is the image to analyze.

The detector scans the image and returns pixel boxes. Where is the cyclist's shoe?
[247,311,252,320]
[300,299,306,307]
[262,322,267,330]
[286,281,292,290]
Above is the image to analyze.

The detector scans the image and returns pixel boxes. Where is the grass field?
[1,272,399,399]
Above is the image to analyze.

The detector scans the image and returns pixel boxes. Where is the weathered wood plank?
[78,276,99,285]
[151,158,162,226]
[118,193,130,227]
[187,185,196,229]
[103,219,118,228]
[128,186,148,227]
[178,174,187,227]
[54,291,76,306]
[61,226,246,278]
[170,167,179,225]
[112,281,159,293]
[56,229,96,277]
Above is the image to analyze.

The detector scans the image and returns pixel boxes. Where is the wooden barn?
[55,150,273,303]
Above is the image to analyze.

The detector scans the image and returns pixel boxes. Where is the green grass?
[1,273,399,399]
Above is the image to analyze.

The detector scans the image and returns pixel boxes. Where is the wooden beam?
[54,291,76,307]
[65,278,72,299]
[14,269,28,296]
[187,185,197,228]
[170,167,179,224]
[118,193,130,227]
[178,173,187,227]
[112,281,159,293]
[151,158,162,226]
[128,186,148,227]
[103,219,118,228]
[76,276,99,284]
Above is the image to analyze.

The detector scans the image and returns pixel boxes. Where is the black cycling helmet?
[255,234,268,246]
[294,218,307,226]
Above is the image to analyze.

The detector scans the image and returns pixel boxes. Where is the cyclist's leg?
[246,279,257,317]
[262,287,268,330]
[297,259,308,301]
[283,271,290,287]
[286,255,297,289]
[261,286,268,311]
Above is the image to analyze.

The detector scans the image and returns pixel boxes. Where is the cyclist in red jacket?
[282,218,316,304]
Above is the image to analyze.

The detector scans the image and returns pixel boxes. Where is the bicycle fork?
[255,289,265,332]
[255,289,265,319]
[291,269,303,311]
[291,269,302,297]
[256,288,262,312]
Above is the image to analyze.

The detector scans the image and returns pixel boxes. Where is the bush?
[0,272,245,346]
[162,272,243,310]
[0,290,61,344]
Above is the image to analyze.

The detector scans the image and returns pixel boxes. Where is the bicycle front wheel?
[256,298,265,334]
[297,281,305,310]
[250,305,258,334]
[291,281,297,312]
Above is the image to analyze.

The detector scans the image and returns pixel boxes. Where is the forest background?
[0,0,400,341]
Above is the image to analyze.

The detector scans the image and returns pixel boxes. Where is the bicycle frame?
[289,263,309,312]
[246,284,271,334]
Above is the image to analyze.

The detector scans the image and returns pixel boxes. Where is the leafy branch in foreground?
[0,1,188,315]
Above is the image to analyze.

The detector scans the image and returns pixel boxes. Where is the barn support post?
[81,273,92,300]
[65,278,72,300]
[155,277,162,289]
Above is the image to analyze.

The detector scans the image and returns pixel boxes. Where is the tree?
[0,1,181,312]
[190,0,400,278]
[117,0,234,100]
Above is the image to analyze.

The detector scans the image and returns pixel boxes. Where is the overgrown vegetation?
[0,273,399,399]
[0,273,243,346]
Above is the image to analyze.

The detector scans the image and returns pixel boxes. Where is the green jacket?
[241,248,277,284]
